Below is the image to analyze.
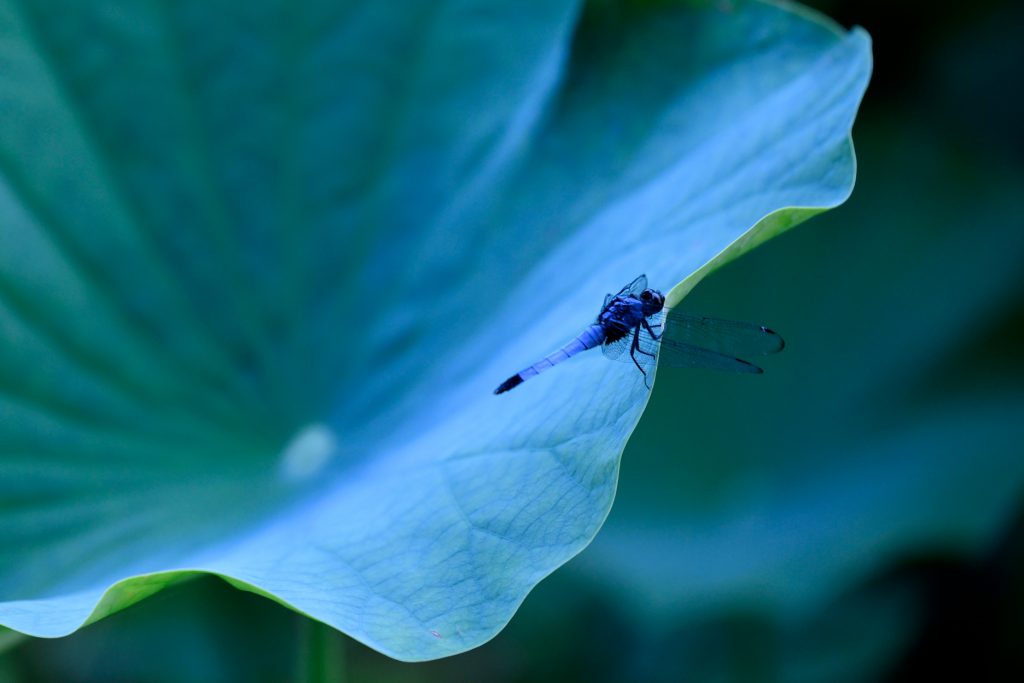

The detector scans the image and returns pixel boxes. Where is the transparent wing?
[601,333,630,360]
[655,337,764,373]
[600,274,648,316]
[616,274,648,298]
[601,326,658,377]
[603,311,780,375]
[661,309,785,358]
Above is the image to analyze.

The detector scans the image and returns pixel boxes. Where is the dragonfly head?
[638,288,665,315]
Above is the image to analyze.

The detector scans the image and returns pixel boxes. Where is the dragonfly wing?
[601,275,646,314]
[618,274,648,298]
[662,310,784,358]
[605,315,768,374]
[601,333,630,360]
[656,337,763,373]
[602,326,659,377]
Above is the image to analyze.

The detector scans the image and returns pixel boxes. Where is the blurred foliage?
[3,0,1023,680]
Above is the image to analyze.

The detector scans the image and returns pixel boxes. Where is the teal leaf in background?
[0,0,870,661]
[573,118,1024,671]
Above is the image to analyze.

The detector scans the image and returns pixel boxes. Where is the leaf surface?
[0,0,870,660]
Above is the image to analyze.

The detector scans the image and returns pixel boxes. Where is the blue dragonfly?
[494,274,784,394]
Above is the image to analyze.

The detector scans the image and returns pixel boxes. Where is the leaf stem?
[297,618,346,683]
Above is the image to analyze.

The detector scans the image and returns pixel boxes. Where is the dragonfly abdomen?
[494,324,606,394]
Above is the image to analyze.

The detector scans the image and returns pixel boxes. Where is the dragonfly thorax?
[598,288,665,335]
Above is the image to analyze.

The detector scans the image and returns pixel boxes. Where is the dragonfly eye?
[640,291,652,301]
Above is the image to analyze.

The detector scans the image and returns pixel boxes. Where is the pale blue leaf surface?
[0,0,870,660]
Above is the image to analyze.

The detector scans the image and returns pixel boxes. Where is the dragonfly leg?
[643,319,662,340]
[629,327,648,377]
[635,324,657,360]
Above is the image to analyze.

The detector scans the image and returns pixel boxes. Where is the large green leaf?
[0,0,870,660]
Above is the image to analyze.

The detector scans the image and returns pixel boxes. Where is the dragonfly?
[494,274,784,394]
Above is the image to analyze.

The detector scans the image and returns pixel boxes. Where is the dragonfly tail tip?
[494,374,524,395]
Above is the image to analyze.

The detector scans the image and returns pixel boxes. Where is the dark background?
[3,0,1023,680]
[814,1,1024,680]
